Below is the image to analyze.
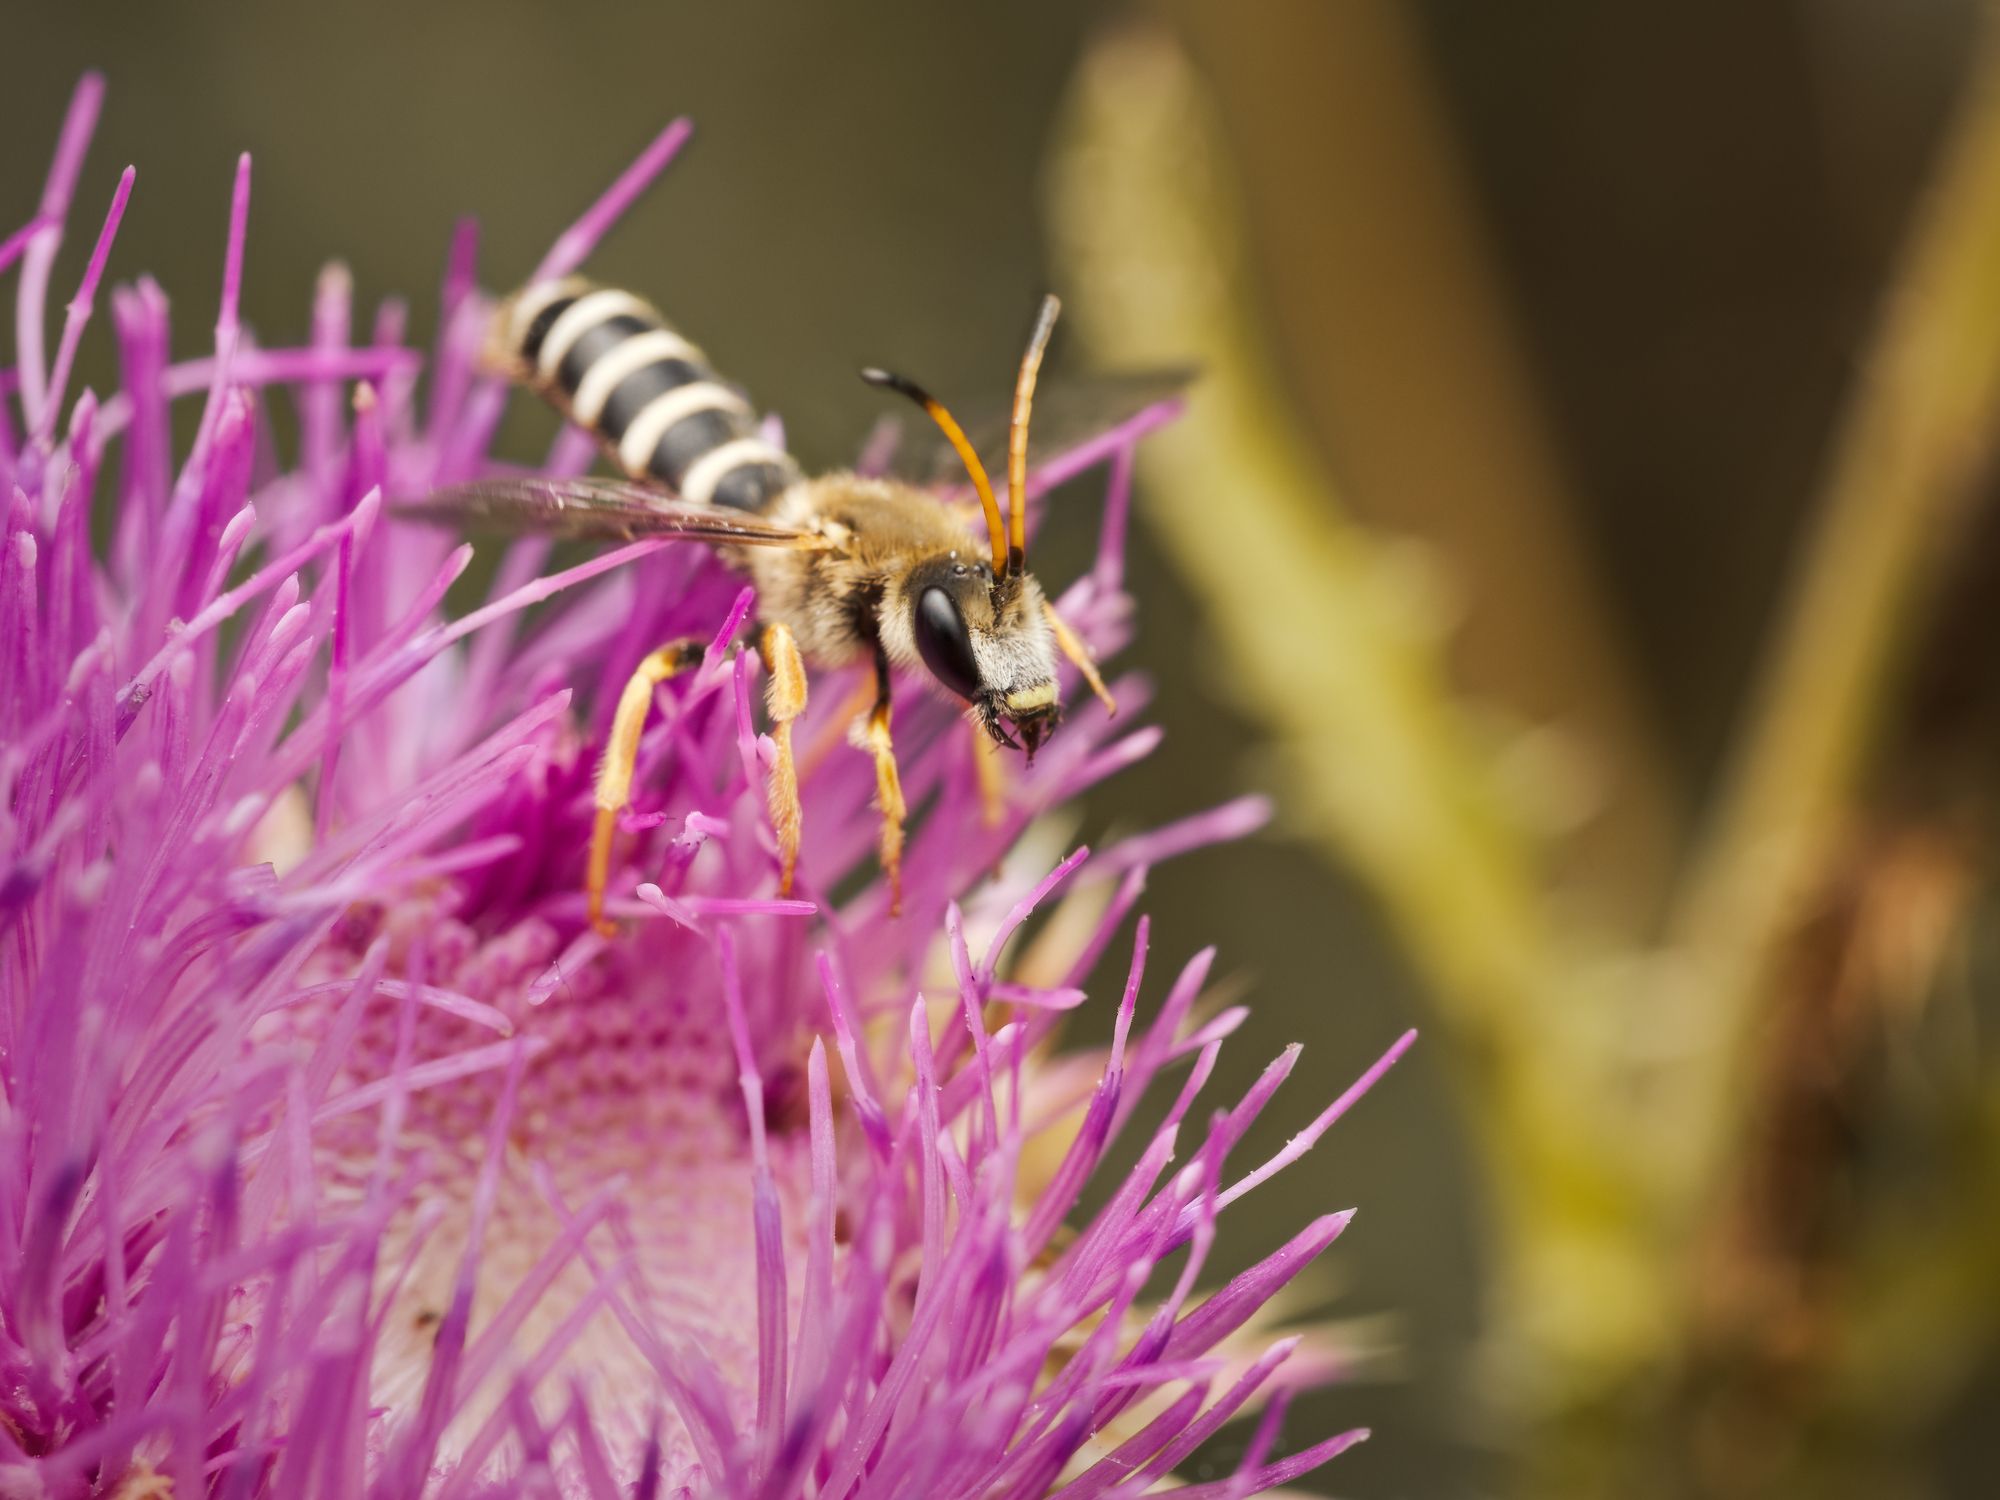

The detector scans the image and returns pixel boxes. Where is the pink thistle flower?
[0,74,1413,1498]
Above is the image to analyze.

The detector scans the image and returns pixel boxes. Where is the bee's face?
[899,557,1060,756]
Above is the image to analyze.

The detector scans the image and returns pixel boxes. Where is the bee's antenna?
[1006,294,1061,575]
[860,367,1009,577]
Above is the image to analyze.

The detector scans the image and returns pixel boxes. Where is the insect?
[406,278,1119,932]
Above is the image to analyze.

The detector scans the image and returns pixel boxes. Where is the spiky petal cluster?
[0,75,1411,1498]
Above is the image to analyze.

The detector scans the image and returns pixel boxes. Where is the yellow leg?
[760,622,809,895]
[971,717,1005,828]
[862,646,907,916]
[1042,599,1117,716]
[589,639,705,935]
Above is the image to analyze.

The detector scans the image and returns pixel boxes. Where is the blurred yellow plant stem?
[1051,7,2000,1496]
[1669,3,2000,1478]
[1669,2,2000,1216]
[1048,11,1677,1467]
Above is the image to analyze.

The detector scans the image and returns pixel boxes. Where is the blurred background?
[8,2,2000,1494]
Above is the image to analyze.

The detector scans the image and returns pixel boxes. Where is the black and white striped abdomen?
[499,279,799,513]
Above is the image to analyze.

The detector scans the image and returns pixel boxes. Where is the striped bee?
[411,279,1121,932]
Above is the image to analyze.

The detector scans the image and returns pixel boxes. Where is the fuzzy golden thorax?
[750,475,1062,751]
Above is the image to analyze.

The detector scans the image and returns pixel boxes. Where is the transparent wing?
[884,368,1196,487]
[397,476,831,550]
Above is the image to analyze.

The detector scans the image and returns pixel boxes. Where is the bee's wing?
[885,368,1196,487]
[397,476,832,550]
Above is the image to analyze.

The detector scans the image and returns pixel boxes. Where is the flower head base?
[0,75,1411,1498]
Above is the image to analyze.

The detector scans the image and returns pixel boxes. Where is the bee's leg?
[863,644,908,915]
[759,621,809,895]
[1041,598,1117,716]
[589,638,706,936]
[970,718,1006,828]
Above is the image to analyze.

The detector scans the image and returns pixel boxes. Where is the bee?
[408,279,1122,931]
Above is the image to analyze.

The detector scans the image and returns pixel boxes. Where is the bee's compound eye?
[913,586,981,701]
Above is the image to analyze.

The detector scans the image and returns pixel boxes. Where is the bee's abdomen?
[499,279,799,513]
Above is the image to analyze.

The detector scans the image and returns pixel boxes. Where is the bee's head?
[901,557,1061,759]
[864,293,1072,759]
